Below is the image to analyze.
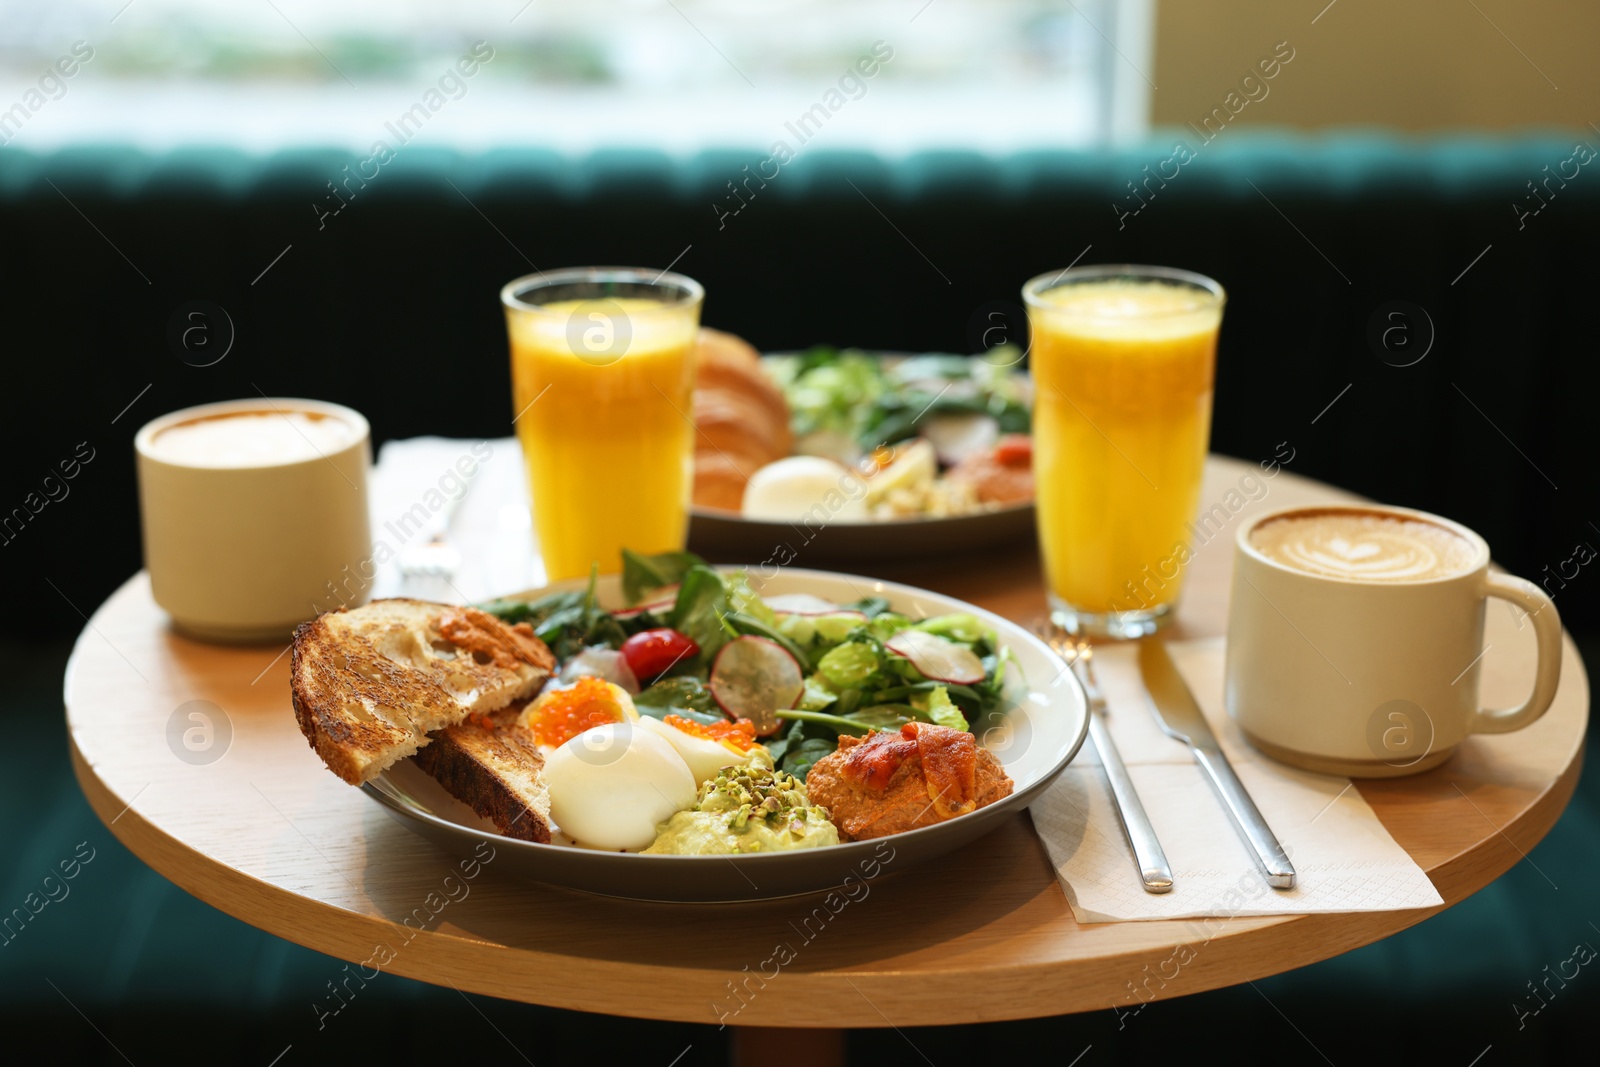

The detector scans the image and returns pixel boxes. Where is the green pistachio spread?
[643,765,839,855]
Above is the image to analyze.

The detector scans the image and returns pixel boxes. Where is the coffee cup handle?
[1471,573,1563,735]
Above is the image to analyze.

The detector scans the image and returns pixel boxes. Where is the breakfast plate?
[688,348,1037,564]
[361,568,1088,902]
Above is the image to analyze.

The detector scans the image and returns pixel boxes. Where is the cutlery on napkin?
[1029,638,1444,923]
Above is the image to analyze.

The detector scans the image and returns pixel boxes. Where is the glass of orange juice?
[1023,264,1225,638]
[501,267,704,581]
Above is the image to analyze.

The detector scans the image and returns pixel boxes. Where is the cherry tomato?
[621,628,700,681]
[993,434,1032,468]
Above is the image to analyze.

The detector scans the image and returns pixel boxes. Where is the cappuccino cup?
[1224,504,1561,777]
[135,398,372,643]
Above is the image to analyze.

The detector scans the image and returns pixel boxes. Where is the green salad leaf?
[815,640,881,689]
[477,589,582,628]
[864,612,914,642]
[798,675,837,711]
[622,548,706,604]
[912,612,992,646]
[724,572,777,627]
[633,675,718,714]
[920,686,969,731]
[784,349,888,439]
[846,596,892,619]
[781,735,838,780]
[488,552,1016,788]
[669,565,734,664]
[479,566,625,661]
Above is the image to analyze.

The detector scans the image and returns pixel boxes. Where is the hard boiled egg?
[864,438,936,506]
[636,715,753,785]
[544,722,696,851]
[520,676,639,751]
[742,456,868,522]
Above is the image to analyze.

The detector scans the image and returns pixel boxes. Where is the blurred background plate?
[689,500,1035,565]
[691,348,1036,564]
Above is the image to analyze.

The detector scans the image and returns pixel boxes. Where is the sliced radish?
[885,630,986,685]
[709,635,804,735]
[763,593,844,616]
[921,412,1000,467]
[614,587,679,620]
[557,646,641,694]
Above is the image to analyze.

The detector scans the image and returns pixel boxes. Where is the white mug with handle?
[1224,503,1562,777]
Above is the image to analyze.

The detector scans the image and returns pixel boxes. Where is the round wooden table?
[66,457,1588,1063]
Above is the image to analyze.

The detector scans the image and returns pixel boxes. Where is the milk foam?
[1250,512,1477,582]
[150,412,356,468]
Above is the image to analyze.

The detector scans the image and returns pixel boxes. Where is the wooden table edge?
[69,709,1586,1029]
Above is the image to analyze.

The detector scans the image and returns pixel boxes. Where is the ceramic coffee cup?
[135,398,372,643]
[1224,503,1561,777]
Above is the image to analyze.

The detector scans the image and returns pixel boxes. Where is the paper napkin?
[1029,639,1445,923]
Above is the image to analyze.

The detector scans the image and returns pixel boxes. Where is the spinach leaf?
[669,565,733,663]
[765,718,807,764]
[781,735,838,780]
[478,589,584,627]
[635,704,724,727]
[622,548,706,604]
[487,567,629,660]
[861,391,988,449]
[633,675,717,714]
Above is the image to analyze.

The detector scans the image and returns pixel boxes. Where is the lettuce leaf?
[921,685,969,731]
[816,641,880,689]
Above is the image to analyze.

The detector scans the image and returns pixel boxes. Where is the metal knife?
[1138,640,1297,890]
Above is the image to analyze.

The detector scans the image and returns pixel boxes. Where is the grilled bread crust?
[410,709,553,843]
[291,599,555,785]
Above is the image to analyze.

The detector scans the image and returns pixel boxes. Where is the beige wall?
[1152,0,1596,133]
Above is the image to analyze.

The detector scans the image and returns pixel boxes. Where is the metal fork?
[1041,625,1174,894]
[396,468,478,593]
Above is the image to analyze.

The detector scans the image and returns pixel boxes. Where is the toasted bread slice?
[411,708,553,843]
[291,599,555,785]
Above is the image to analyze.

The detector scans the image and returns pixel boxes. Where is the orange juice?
[1025,270,1223,635]
[505,284,701,581]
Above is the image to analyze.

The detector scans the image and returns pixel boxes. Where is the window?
[0,0,1150,155]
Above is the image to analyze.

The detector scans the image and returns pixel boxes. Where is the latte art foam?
[150,411,356,468]
[1250,512,1478,582]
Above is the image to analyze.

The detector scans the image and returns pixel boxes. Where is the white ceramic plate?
[363,568,1087,902]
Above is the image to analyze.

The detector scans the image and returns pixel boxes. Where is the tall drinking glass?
[1023,264,1225,638]
[502,268,704,581]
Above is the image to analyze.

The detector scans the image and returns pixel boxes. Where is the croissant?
[691,328,791,511]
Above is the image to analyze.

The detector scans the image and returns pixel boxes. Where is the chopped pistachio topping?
[705,765,827,835]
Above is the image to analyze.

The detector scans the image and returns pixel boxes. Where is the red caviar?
[663,714,757,752]
[528,676,627,748]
